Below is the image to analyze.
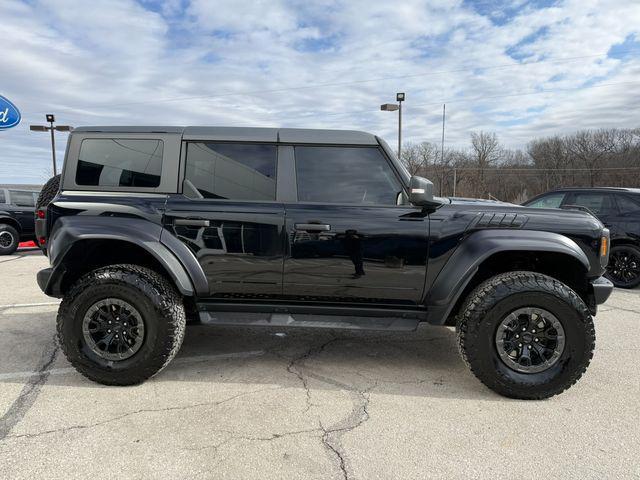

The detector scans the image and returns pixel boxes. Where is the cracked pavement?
[0,251,639,479]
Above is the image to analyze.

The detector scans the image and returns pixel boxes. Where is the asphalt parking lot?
[0,250,638,479]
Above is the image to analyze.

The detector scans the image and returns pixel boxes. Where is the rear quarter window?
[76,139,164,188]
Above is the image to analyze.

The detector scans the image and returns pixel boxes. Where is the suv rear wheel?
[0,224,19,255]
[606,244,640,289]
[57,264,186,385]
[457,271,595,399]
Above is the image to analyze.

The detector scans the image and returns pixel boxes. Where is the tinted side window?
[184,142,277,201]
[616,194,640,214]
[295,146,402,205]
[569,192,617,215]
[76,139,163,188]
[526,193,565,209]
[0,190,5,203]
[9,190,35,207]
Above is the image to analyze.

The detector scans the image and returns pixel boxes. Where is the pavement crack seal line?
[0,335,59,441]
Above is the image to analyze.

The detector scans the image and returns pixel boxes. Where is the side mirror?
[409,176,439,207]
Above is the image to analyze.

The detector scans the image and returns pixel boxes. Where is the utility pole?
[441,104,445,164]
[30,114,73,176]
[453,168,457,197]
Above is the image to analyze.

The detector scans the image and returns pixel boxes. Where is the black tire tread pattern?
[57,264,186,385]
[36,174,61,210]
[456,271,595,400]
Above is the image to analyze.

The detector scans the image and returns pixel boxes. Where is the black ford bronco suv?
[0,187,39,255]
[36,126,613,399]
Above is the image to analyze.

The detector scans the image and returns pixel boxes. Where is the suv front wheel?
[457,271,595,399]
[57,264,186,385]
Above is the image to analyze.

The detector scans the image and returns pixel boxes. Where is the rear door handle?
[295,223,331,232]
[174,218,210,227]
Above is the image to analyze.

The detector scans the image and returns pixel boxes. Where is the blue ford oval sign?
[0,95,21,130]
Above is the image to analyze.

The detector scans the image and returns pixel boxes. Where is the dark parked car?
[35,126,613,399]
[0,187,39,254]
[524,187,640,288]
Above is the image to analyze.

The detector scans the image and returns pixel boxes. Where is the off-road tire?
[456,271,595,400]
[57,264,186,385]
[0,224,19,255]
[36,174,61,210]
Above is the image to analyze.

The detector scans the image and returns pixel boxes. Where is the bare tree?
[565,129,616,187]
[470,131,501,197]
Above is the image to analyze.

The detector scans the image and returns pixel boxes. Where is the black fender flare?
[425,229,590,324]
[0,212,21,232]
[44,216,208,297]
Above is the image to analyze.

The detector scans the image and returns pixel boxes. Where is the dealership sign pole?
[30,114,73,177]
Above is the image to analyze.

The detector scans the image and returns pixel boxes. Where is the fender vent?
[473,212,527,229]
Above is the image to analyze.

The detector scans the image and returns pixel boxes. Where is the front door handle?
[295,223,331,232]
[174,218,210,227]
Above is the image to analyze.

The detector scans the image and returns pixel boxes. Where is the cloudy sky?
[1,0,639,184]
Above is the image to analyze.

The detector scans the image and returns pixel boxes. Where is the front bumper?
[591,276,613,305]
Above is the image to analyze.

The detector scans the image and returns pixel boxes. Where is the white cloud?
[0,0,639,183]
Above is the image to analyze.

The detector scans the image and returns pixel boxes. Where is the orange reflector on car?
[600,236,608,257]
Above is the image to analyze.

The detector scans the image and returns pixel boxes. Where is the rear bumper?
[591,276,613,305]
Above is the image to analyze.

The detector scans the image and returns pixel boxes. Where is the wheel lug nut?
[108,329,111,333]
[518,343,522,347]
[522,328,526,331]
[532,329,536,333]
[535,338,539,342]
[515,334,519,338]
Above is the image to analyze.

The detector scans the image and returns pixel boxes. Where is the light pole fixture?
[30,114,73,176]
[380,92,405,159]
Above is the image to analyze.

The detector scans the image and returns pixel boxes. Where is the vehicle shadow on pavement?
[0,309,493,400]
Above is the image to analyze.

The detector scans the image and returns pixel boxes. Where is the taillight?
[38,236,46,245]
[37,209,46,219]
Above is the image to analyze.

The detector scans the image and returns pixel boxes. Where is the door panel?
[283,204,428,305]
[164,195,285,297]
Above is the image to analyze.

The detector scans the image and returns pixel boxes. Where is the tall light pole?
[30,114,73,176]
[380,92,405,159]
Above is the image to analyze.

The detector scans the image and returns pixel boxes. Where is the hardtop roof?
[549,186,640,194]
[72,126,379,145]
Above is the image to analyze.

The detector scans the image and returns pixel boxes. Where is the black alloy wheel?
[606,245,640,289]
[495,307,565,374]
[82,298,146,361]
